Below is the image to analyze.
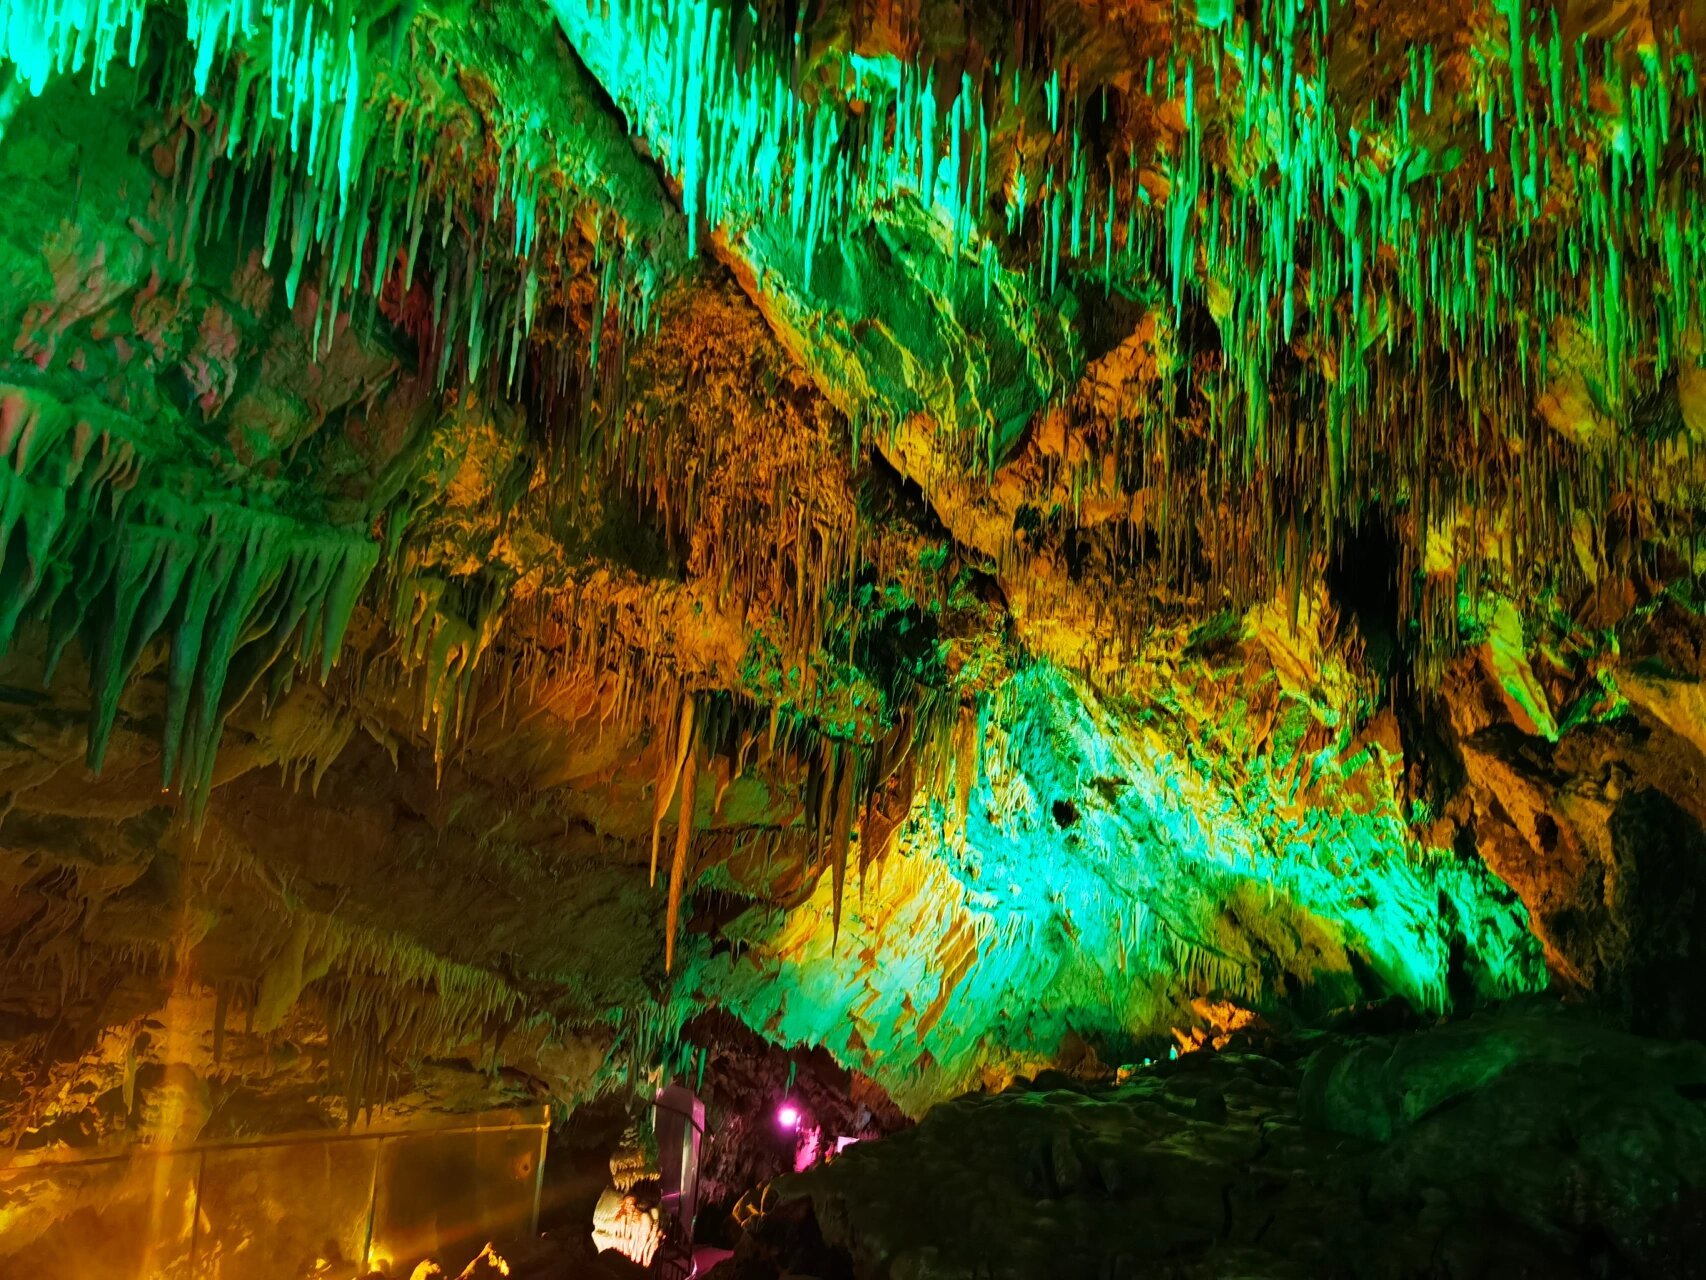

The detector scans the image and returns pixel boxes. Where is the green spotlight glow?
[697,662,1543,1110]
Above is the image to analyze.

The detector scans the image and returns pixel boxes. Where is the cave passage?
[2,1,1706,1277]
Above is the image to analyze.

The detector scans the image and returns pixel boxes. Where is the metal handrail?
[0,1106,549,1172]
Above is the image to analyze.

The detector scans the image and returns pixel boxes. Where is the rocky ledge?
[719,1002,1706,1279]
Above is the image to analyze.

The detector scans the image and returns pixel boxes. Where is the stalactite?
[389,572,507,768]
[663,722,699,973]
[651,692,697,888]
[0,386,379,818]
[829,739,856,945]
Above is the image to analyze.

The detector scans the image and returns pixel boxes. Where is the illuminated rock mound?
[736,1005,1706,1278]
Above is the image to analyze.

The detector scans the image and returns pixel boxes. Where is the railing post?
[360,1134,384,1273]
[529,1123,547,1238]
[187,1149,208,1272]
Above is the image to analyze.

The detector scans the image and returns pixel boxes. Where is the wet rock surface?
[722,1005,1706,1279]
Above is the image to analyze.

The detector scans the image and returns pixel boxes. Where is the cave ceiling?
[0,0,1704,1136]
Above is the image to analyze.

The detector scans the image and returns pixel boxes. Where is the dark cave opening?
[1323,514,1405,681]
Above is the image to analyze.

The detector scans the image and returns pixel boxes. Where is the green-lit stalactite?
[0,384,378,815]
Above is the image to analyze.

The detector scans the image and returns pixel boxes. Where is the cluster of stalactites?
[0,385,378,817]
[550,0,1703,400]
[226,908,530,1118]
[1134,0,1706,654]
[2,0,666,387]
[0,0,696,815]
[552,0,1706,652]
[550,0,1010,276]
[639,683,959,973]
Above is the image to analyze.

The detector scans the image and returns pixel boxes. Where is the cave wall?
[0,0,1701,1208]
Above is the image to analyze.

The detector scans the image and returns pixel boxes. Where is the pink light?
[777,1103,801,1130]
